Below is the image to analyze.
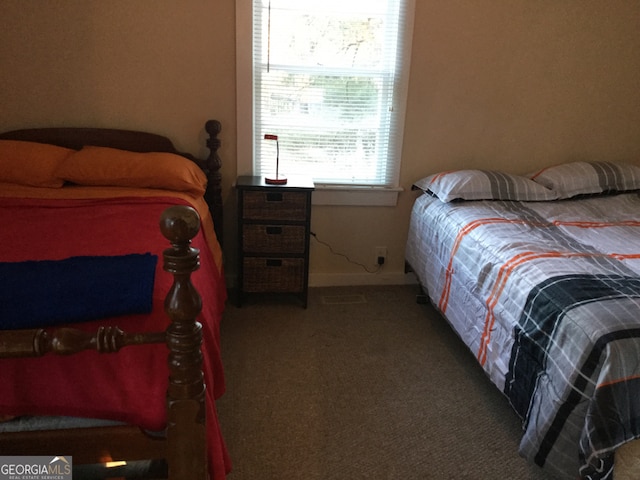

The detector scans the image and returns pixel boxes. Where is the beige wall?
[2,1,640,287]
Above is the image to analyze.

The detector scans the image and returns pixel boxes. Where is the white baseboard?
[224,271,418,289]
[309,271,418,287]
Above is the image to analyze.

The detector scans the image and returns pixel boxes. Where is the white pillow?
[413,169,558,202]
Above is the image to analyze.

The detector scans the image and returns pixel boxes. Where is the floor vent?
[321,294,367,305]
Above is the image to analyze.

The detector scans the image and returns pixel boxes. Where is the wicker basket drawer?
[242,191,307,221]
[243,224,306,254]
[243,257,304,293]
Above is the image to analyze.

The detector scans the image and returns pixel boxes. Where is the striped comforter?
[405,192,640,479]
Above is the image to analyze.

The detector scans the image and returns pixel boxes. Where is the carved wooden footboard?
[0,205,207,480]
[0,121,227,479]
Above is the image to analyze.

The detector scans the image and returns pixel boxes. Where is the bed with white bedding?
[405,162,640,479]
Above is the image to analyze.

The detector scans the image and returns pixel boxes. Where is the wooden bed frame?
[0,120,224,480]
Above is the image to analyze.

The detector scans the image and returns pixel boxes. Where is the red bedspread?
[0,189,229,478]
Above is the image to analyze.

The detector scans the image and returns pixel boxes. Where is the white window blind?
[251,0,413,187]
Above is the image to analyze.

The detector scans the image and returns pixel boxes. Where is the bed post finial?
[160,205,208,480]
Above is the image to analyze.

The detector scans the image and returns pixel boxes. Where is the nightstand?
[236,176,314,307]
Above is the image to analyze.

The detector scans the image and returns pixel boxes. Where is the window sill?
[312,184,402,206]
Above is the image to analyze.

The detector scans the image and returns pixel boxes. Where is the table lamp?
[264,134,287,185]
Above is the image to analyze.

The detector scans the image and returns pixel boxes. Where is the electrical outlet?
[375,246,387,265]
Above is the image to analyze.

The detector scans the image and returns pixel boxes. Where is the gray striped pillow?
[413,170,558,203]
[530,161,640,199]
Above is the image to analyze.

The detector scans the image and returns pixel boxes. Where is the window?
[237,0,415,205]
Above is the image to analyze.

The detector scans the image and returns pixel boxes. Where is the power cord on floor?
[310,231,382,274]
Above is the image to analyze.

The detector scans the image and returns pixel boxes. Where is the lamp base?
[265,174,288,185]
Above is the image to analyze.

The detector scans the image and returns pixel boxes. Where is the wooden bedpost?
[204,119,223,247]
[160,206,208,480]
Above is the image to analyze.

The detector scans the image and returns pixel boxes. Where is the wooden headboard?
[0,119,224,245]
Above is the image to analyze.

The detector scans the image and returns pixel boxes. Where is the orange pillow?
[57,146,208,196]
[0,140,74,188]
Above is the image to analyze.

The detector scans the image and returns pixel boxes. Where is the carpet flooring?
[216,285,558,479]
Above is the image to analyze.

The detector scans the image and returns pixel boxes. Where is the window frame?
[236,0,415,206]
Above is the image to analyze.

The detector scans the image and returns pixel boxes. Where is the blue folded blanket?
[0,253,158,330]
